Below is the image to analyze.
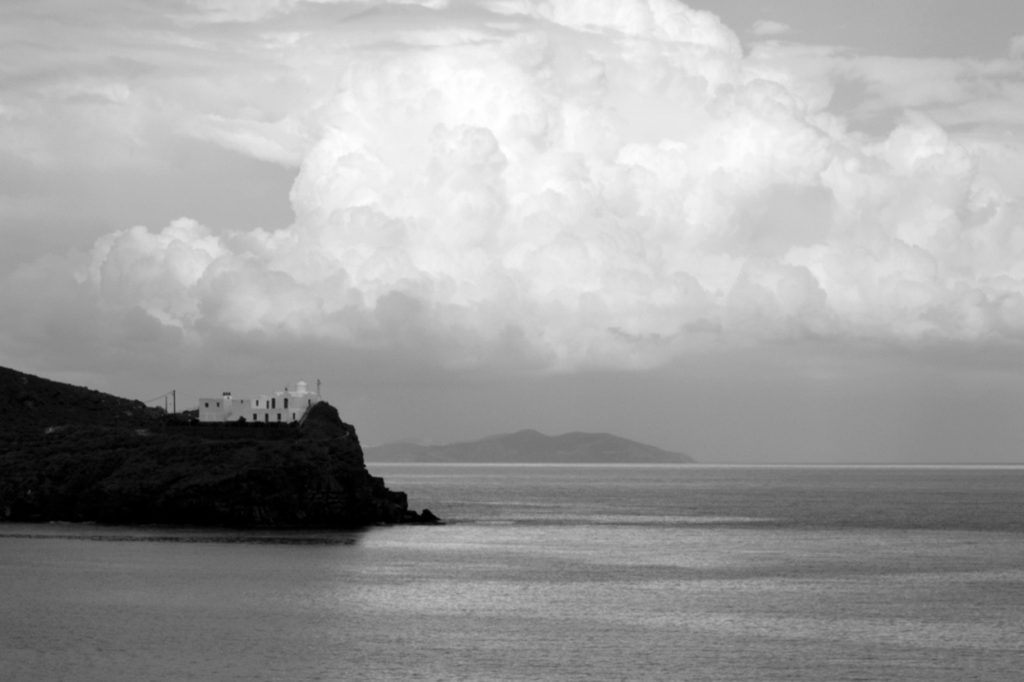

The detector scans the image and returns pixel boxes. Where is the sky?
[2,0,1024,463]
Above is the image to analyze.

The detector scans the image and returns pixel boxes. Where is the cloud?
[181,0,303,23]
[748,40,1024,134]
[751,20,791,37]
[4,0,1024,375]
[1011,34,1024,60]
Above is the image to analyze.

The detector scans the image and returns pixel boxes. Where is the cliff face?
[0,367,438,528]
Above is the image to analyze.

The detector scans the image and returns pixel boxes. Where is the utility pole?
[172,390,176,414]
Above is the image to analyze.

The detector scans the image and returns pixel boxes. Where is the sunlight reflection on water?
[3,466,1024,681]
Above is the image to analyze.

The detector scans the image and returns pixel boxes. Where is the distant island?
[0,366,438,528]
[365,429,695,464]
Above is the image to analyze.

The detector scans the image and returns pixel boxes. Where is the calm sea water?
[2,465,1023,681]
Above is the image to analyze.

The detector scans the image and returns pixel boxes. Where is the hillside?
[0,366,438,527]
[366,429,695,464]
[0,366,162,434]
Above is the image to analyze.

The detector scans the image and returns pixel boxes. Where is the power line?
[140,389,176,413]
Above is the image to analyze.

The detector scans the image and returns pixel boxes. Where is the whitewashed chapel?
[198,380,321,424]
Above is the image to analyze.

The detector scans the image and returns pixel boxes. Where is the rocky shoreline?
[0,367,440,529]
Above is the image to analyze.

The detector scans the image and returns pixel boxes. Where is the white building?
[198,380,321,424]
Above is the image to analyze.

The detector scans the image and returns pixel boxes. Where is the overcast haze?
[3,0,1024,463]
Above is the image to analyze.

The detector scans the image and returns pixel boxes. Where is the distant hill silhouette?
[366,429,695,464]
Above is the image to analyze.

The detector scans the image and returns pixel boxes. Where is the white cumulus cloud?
[6,0,1024,373]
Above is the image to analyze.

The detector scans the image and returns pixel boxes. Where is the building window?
[271,398,276,409]
[264,413,269,423]
[291,413,296,421]
[277,413,282,422]
[284,398,289,409]
[253,413,257,421]
[204,402,209,408]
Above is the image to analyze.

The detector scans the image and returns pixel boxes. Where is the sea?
[2,464,1023,681]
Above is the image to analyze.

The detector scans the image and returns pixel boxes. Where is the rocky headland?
[0,366,439,528]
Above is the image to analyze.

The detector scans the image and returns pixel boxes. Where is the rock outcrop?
[0,366,439,528]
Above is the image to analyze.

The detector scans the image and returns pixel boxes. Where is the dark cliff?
[0,367,438,528]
